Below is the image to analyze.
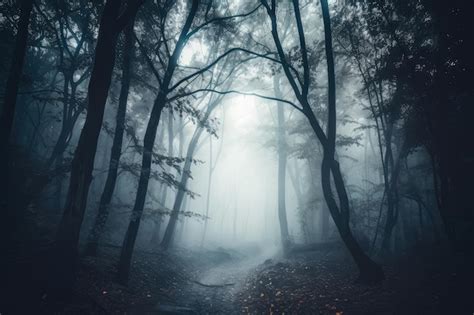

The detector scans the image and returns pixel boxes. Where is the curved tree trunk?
[318,0,384,283]
[117,93,165,283]
[263,0,384,283]
[55,0,142,291]
[161,95,222,250]
[85,18,135,256]
[117,1,199,283]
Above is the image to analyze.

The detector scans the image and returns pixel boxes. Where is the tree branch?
[133,32,163,86]
[186,4,262,40]
[292,0,310,98]
[169,88,304,114]
[169,47,301,92]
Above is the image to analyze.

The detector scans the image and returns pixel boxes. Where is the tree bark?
[149,126,167,246]
[200,106,225,247]
[321,203,330,240]
[380,141,404,253]
[262,0,384,282]
[318,0,384,282]
[178,194,189,244]
[118,93,165,284]
[274,76,290,250]
[200,137,213,247]
[161,95,223,250]
[85,17,135,256]
[161,127,204,249]
[54,0,142,290]
[0,0,34,224]
[118,0,199,283]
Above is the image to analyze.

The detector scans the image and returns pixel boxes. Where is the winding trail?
[155,246,277,314]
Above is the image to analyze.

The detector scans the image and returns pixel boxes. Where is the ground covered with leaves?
[6,242,472,314]
[237,246,473,314]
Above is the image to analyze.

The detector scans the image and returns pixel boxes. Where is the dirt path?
[27,243,471,314]
[152,247,277,314]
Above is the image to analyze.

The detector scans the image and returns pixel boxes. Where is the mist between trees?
[0,0,472,313]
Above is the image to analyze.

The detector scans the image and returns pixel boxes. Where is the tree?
[341,0,473,254]
[200,109,225,247]
[160,94,220,250]
[55,0,143,287]
[0,0,34,233]
[161,49,236,250]
[259,0,384,283]
[118,0,262,281]
[338,9,406,254]
[118,0,200,284]
[19,0,94,211]
[274,75,291,250]
[85,14,136,256]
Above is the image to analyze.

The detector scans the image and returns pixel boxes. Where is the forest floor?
[2,241,473,314]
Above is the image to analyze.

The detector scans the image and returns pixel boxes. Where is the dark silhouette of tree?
[259,0,384,283]
[19,1,94,211]
[118,0,263,282]
[0,0,34,234]
[55,0,143,288]
[85,14,136,256]
[118,0,200,284]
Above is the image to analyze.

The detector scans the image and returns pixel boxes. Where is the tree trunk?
[117,0,198,283]
[19,115,77,211]
[319,0,384,283]
[55,0,141,291]
[200,106,225,246]
[118,93,165,284]
[54,153,64,211]
[264,0,384,283]
[347,17,401,256]
[321,203,330,241]
[150,215,163,246]
[274,76,290,250]
[288,159,309,242]
[200,137,213,247]
[85,18,135,256]
[380,143,404,253]
[161,100,221,250]
[161,127,204,249]
[233,205,238,240]
[321,157,384,283]
[178,194,189,244]
[149,126,167,246]
[0,0,34,227]
[161,99,222,249]
[287,159,303,210]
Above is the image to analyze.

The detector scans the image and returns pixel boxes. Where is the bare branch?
[186,4,262,40]
[169,88,304,114]
[292,0,310,98]
[169,47,302,92]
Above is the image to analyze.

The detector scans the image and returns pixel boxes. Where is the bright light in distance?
[180,38,209,66]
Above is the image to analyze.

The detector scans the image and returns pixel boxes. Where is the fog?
[1,0,472,313]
